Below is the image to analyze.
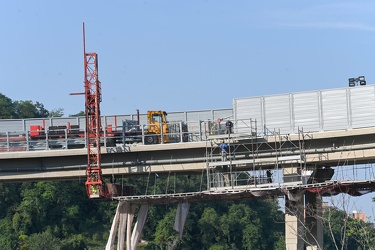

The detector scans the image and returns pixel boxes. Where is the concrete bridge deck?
[1,126,375,183]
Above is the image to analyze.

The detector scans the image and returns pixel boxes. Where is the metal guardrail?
[0,118,258,152]
[0,109,233,133]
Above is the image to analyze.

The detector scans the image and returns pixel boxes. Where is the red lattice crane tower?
[82,23,107,199]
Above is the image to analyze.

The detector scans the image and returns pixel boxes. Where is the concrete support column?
[173,201,190,239]
[285,196,304,250]
[126,204,136,250]
[105,202,131,250]
[305,192,323,250]
[130,204,150,250]
[105,202,122,250]
[117,202,129,250]
[283,166,304,250]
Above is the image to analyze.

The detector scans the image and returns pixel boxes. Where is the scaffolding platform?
[111,179,375,204]
[207,132,261,141]
[208,155,303,168]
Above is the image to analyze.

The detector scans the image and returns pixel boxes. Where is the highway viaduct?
[1,126,375,181]
[1,126,375,250]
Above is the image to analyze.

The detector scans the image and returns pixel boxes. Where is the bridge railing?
[209,169,280,190]
[0,131,28,152]
[0,108,233,132]
[0,118,259,152]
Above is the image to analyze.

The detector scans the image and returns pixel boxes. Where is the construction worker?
[225,119,233,134]
[266,170,273,183]
[219,140,228,161]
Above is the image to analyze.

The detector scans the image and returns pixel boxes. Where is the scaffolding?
[206,118,280,191]
[205,120,327,193]
[106,118,375,204]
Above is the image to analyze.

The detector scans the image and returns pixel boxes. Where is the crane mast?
[83,23,106,199]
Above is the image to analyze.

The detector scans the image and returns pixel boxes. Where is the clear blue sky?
[1,1,374,217]
[2,1,375,116]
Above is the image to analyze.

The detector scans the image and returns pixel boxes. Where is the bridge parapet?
[0,116,261,152]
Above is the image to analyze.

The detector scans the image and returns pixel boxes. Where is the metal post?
[141,125,145,144]
[199,120,202,141]
[206,161,210,191]
[160,123,164,144]
[6,131,9,152]
[26,131,30,151]
[22,119,26,132]
[179,122,183,143]
[65,129,68,149]
[45,129,49,150]
[228,132,233,189]
[103,116,107,148]
[122,123,126,145]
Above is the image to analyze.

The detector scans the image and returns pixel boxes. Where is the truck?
[120,110,188,145]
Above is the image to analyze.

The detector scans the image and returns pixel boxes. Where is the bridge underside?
[111,180,375,204]
[0,145,374,183]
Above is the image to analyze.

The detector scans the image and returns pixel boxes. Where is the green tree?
[323,206,360,250]
[69,111,85,117]
[0,217,18,250]
[49,108,64,117]
[0,93,51,119]
[143,199,284,250]
[198,207,221,247]
[0,180,116,249]
[13,100,49,118]
[25,231,61,250]
[153,208,180,249]
[274,236,286,250]
[243,223,263,250]
[61,234,87,250]
[347,218,375,250]
[0,93,16,118]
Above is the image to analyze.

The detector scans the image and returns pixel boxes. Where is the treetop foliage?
[0,92,63,118]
